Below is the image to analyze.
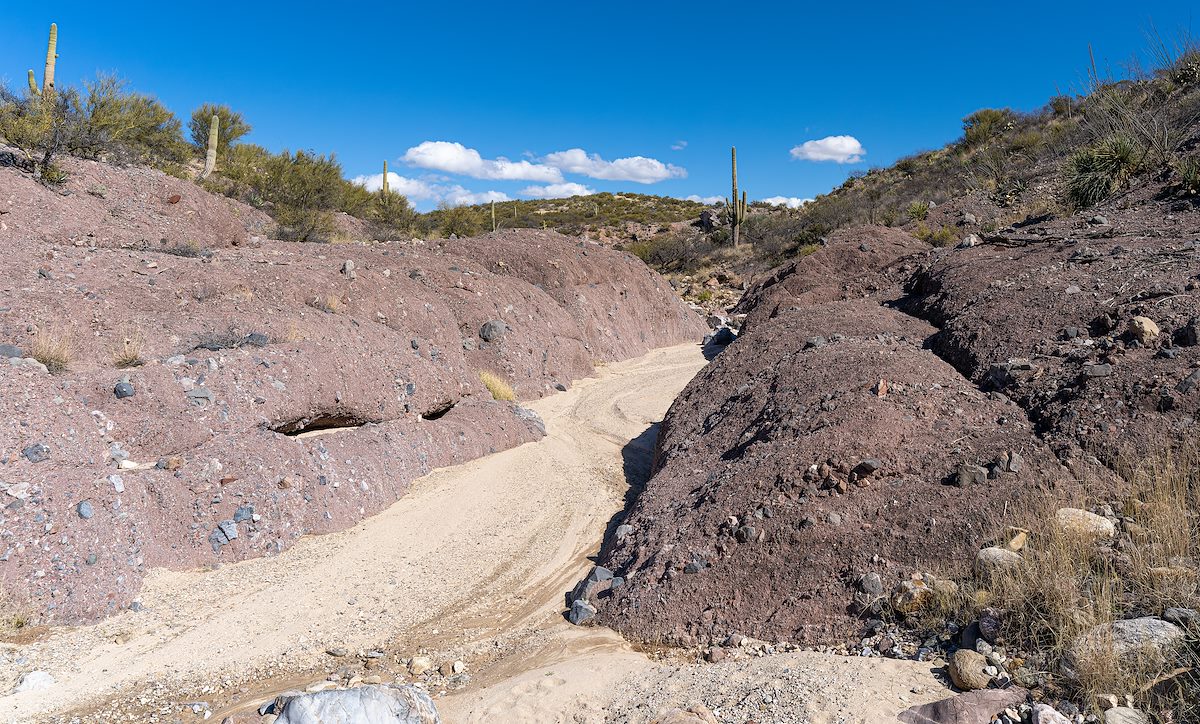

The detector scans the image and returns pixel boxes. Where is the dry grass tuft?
[479,370,516,402]
[965,446,1200,717]
[308,294,343,314]
[30,326,73,373]
[111,326,145,368]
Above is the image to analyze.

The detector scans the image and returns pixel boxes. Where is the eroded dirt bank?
[0,343,715,722]
[0,153,706,624]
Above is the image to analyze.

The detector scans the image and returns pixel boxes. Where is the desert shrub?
[912,222,931,241]
[188,103,251,155]
[31,326,72,373]
[1175,156,1200,196]
[479,371,515,401]
[439,204,482,237]
[338,182,374,218]
[69,75,188,169]
[879,207,900,226]
[961,108,1014,148]
[1049,95,1076,118]
[907,201,930,221]
[0,86,80,182]
[370,192,416,235]
[266,150,343,242]
[929,225,957,246]
[1065,135,1140,208]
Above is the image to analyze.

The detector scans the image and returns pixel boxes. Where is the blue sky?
[3,2,1196,210]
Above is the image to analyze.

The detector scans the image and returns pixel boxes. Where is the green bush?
[1176,157,1200,196]
[0,86,79,182]
[70,75,189,169]
[961,108,1014,149]
[439,204,482,237]
[907,200,930,221]
[1065,135,1140,208]
[188,103,251,155]
[370,192,416,236]
[265,150,344,242]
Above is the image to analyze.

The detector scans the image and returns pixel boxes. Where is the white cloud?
[401,141,563,182]
[351,172,507,208]
[521,182,597,199]
[685,194,723,205]
[543,148,687,184]
[671,140,688,151]
[352,172,439,200]
[442,187,510,207]
[761,196,813,209]
[789,135,866,163]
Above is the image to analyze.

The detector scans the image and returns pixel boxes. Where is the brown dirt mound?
[594,293,1097,644]
[0,147,272,249]
[734,225,928,329]
[0,163,706,625]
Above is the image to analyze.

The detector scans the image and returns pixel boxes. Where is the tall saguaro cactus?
[491,200,497,232]
[382,160,390,195]
[727,146,748,246]
[198,115,219,181]
[28,23,59,96]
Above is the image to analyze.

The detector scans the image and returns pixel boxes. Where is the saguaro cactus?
[491,200,497,232]
[28,23,58,96]
[727,146,748,246]
[198,115,219,180]
[382,160,390,195]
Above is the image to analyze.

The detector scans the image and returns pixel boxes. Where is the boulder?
[274,684,440,723]
[1105,708,1150,724]
[1064,617,1186,680]
[1055,508,1116,540]
[947,648,992,691]
[974,547,1022,578]
[899,688,1027,724]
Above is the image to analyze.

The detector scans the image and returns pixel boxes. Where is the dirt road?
[0,342,945,722]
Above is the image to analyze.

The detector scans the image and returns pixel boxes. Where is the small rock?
[479,320,507,342]
[947,648,992,691]
[114,381,135,399]
[408,656,433,676]
[568,598,597,626]
[77,501,94,519]
[1129,316,1160,344]
[975,547,1022,578]
[233,505,254,523]
[1032,704,1071,724]
[953,464,988,487]
[14,670,54,693]
[1089,215,1110,225]
[1055,508,1116,540]
[1064,617,1185,681]
[340,259,356,279]
[1105,708,1149,724]
[1163,607,1198,629]
[1085,363,1114,378]
[851,458,882,480]
[21,443,50,463]
[859,572,884,596]
[0,344,23,358]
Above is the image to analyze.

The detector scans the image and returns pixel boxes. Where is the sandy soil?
[0,342,945,723]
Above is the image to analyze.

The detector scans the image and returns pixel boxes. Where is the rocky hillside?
[585,172,1200,716]
[0,155,707,625]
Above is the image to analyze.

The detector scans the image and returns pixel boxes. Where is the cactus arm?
[382,160,389,195]
[43,23,57,94]
[198,115,219,181]
[28,69,40,96]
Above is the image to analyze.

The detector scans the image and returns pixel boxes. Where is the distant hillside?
[417,192,706,238]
